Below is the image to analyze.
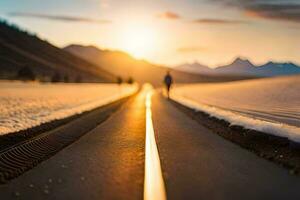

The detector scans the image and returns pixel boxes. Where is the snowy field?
[172,75,300,142]
[0,82,137,135]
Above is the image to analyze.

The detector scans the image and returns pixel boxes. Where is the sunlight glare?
[120,23,157,59]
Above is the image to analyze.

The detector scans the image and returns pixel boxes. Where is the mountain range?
[64,45,250,86]
[176,58,300,77]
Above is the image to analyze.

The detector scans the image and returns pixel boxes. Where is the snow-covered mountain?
[176,58,300,77]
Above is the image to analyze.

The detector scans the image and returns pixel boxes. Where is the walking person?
[164,71,173,99]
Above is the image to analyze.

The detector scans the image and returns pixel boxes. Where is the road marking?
[144,89,167,200]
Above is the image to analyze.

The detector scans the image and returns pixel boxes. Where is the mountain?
[175,58,257,76]
[64,44,155,80]
[0,20,115,82]
[64,45,250,87]
[215,58,257,76]
[257,62,300,76]
[175,62,214,74]
[176,57,300,77]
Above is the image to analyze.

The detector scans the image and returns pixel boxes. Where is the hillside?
[176,58,300,77]
[64,45,251,87]
[0,20,115,82]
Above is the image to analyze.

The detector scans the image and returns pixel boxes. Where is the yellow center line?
[144,89,167,200]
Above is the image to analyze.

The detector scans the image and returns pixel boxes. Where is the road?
[1,87,300,199]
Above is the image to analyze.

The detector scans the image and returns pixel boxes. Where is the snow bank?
[0,82,138,135]
[171,95,300,143]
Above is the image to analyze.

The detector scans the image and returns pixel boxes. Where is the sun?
[120,23,157,59]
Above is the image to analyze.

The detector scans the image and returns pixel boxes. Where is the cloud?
[212,0,300,23]
[177,46,206,53]
[8,12,111,24]
[158,10,246,25]
[158,11,181,20]
[244,3,300,23]
[193,18,247,24]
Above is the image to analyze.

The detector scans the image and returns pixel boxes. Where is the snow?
[0,82,138,135]
[171,76,300,143]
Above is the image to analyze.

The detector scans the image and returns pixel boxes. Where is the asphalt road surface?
[1,87,300,200]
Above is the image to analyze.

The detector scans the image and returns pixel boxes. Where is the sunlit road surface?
[1,84,300,199]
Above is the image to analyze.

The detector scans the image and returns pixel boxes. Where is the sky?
[0,0,300,67]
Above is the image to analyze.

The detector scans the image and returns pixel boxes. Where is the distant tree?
[117,76,123,85]
[0,18,35,37]
[63,74,69,83]
[51,72,61,83]
[17,66,35,81]
[0,19,9,26]
[127,77,134,84]
[75,75,82,83]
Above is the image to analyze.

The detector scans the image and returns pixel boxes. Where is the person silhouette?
[164,71,173,98]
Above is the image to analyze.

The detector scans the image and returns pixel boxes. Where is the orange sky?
[1,0,300,67]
